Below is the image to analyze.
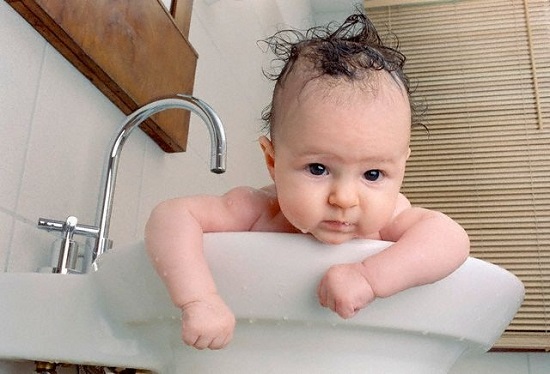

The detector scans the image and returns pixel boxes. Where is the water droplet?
[283,316,289,321]
[154,256,160,263]
[162,271,168,277]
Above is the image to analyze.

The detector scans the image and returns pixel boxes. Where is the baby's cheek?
[362,202,395,233]
[280,199,312,231]
[284,209,310,233]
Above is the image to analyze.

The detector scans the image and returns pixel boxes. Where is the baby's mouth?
[321,220,354,232]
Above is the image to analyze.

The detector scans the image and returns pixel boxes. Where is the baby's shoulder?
[226,185,294,232]
[223,185,278,208]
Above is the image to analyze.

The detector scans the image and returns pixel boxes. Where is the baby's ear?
[259,136,276,181]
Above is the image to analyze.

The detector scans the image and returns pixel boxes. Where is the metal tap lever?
[38,216,95,274]
[37,217,99,238]
[56,216,78,274]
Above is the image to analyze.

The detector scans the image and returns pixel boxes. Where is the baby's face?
[262,73,411,244]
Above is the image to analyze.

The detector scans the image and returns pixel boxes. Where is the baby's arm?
[318,194,469,318]
[145,187,268,349]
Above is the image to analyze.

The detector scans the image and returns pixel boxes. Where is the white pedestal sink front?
[0,232,524,373]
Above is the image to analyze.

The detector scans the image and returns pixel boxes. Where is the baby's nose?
[328,181,359,209]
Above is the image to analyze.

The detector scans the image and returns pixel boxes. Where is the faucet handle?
[56,216,79,274]
[38,217,99,238]
[37,216,100,274]
[62,216,78,238]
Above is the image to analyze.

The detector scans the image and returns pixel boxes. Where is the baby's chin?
[308,229,381,245]
[308,231,355,245]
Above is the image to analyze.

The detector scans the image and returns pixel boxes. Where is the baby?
[145,12,470,350]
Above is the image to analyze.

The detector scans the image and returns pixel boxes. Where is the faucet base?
[34,361,57,374]
[34,361,153,374]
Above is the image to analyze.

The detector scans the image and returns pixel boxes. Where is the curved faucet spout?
[94,94,227,263]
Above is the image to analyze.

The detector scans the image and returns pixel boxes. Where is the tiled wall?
[0,0,548,372]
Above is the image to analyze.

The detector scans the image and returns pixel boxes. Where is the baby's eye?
[307,163,328,176]
[364,169,382,182]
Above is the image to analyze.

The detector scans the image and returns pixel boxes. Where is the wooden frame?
[7,0,197,152]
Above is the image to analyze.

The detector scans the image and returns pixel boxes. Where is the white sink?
[0,232,524,373]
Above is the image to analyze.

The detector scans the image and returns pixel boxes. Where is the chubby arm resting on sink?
[317,194,470,319]
[144,186,275,350]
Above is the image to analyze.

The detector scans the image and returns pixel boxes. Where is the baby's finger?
[193,334,214,350]
[324,294,336,313]
[209,333,232,350]
[317,280,329,307]
[182,330,199,347]
[335,300,356,319]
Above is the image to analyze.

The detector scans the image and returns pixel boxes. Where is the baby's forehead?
[280,63,406,99]
[269,65,411,144]
[272,73,410,141]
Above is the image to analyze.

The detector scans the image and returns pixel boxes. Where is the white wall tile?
[314,10,355,25]
[193,0,275,110]
[274,0,313,28]
[6,219,57,272]
[0,211,14,271]
[16,44,124,226]
[0,2,45,212]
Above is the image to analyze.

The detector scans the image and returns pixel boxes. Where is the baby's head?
[261,12,414,142]
[259,12,413,243]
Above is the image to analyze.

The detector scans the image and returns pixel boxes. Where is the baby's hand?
[180,293,236,350]
[317,263,375,319]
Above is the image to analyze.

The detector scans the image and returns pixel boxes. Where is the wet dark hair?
[260,11,419,135]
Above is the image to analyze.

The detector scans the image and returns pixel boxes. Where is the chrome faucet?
[38,94,227,271]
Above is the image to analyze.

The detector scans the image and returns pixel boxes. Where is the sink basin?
[0,232,524,373]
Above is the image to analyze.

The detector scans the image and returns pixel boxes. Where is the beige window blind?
[366,0,550,350]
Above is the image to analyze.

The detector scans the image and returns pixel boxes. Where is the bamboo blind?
[366,0,550,350]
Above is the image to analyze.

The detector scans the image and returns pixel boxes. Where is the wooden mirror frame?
[7,0,196,152]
